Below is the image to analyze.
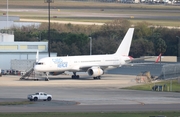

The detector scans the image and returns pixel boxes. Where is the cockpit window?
[36,62,44,65]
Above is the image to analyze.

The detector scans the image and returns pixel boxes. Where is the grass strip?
[0,101,34,106]
[123,79,180,92]
[0,112,180,117]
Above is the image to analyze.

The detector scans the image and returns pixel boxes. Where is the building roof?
[0,42,48,52]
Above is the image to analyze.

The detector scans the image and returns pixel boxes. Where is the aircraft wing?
[79,65,119,72]
[125,56,156,63]
[125,54,162,66]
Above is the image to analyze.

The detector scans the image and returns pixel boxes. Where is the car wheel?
[34,97,38,101]
[47,97,51,101]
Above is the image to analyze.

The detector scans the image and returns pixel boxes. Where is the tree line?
[11,19,180,57]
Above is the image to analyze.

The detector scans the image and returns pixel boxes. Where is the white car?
[27,92,52,101]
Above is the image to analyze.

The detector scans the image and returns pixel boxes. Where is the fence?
[159,64,180,79]
[11,60,35,72]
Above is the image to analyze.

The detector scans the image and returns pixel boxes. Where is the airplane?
[34,28,134,81]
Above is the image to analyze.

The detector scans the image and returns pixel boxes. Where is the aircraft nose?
[34,65,39,71]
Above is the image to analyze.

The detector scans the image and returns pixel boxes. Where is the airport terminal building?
[0,31,57,72]
[0,16,56,73]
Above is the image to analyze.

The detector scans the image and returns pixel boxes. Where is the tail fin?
[114,28,134,56]
[36,50,39,62]
[155,53,162,63]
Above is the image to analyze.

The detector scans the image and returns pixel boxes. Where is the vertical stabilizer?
[114,28,134,56]
[155,53,162,63]
[36,50,39,62]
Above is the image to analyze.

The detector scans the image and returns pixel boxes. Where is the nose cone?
[34,65,40,72]
[34,63,49,72]
[34,64,45,72]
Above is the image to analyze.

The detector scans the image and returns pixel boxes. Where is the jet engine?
[87,67,103,77]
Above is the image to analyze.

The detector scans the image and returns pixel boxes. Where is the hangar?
[0,15,56,74]
[0,31,57,72]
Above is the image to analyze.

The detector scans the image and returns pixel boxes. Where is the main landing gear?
[93,76,101,80]
[71,72,79,79]
[45,72,49,81]
[71,72,101,80]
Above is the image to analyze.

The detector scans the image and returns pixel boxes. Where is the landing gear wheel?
[72,75,80,79]
[93,76,101,80]
[71,72,80,79]
[45,78,49,81]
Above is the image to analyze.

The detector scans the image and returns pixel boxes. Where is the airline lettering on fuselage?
[52,58,68,68]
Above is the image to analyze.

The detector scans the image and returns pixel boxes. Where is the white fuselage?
[34,54,128,72]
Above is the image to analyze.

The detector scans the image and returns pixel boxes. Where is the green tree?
[154,38,167,55]
[130,39,154,57]
[158,28,180,56]
[92,36,118,54]
[134,22,152,40]
[51,32,89,56]
[51,42,70,56]
[12,19,180,57]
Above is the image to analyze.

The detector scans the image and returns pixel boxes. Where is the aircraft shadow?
[18,75,110,81]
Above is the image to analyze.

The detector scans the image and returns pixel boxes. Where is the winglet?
[114,28,134,56]
[155,53,162,63]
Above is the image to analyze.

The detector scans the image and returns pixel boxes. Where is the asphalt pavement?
[107,63,163,76]
[0,68,180,112]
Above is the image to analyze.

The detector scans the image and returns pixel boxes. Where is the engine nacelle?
[87,67,103,77]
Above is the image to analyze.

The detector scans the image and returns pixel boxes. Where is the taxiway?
[0,74,180,112]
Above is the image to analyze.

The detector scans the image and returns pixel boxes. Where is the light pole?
[44,0,54,57]
[176,36,180,62]
[6,0,8,29]
[89,37,92,55]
